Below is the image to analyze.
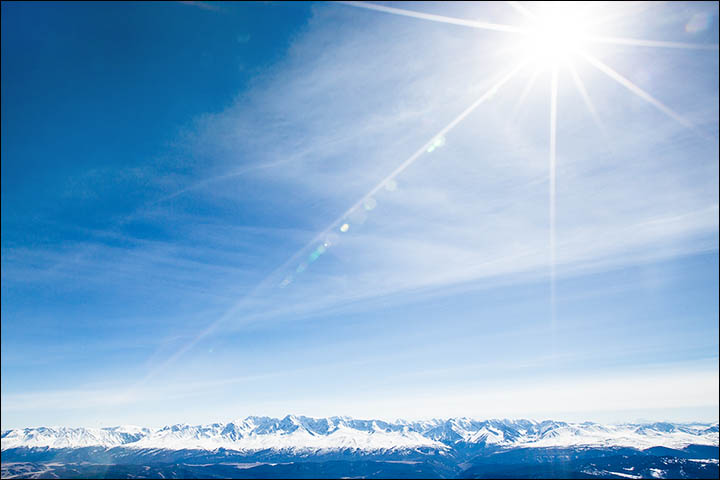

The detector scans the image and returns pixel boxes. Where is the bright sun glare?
[521,3,590,67]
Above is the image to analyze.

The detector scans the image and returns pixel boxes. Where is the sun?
[518,2,591,68]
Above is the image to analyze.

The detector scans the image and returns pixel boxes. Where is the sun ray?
[586,35,719,51]
[566,61,628,164]
[132,280,269,390]
[506,1,536,20]
[509,67,540,123]
[338,1,526,34]
[579,50,699,133]
[566,62,606,136]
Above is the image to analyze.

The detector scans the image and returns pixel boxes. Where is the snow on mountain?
[0,425,149,449]
[2,416,718,452]
[515,421,718,449]
[125,416,445,452]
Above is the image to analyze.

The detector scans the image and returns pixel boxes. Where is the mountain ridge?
[3,415,718,452]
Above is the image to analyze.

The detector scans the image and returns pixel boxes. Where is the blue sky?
[1,1,718,429]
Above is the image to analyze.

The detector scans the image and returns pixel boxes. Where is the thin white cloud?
[5,360,715,428]
[177,1,221,13]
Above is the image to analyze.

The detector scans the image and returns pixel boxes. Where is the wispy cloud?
[177,1,221,13]
[3,358,716,428]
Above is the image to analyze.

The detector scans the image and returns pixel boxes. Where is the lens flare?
[340,223,350,233]
[363,197,377,211]
[426,135,446,153]
[685,12,711,34]
[384,179,398,191]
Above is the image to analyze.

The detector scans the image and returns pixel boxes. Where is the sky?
[1,1,718,429]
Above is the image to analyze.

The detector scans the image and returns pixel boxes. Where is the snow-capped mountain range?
[3,416,718,452]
